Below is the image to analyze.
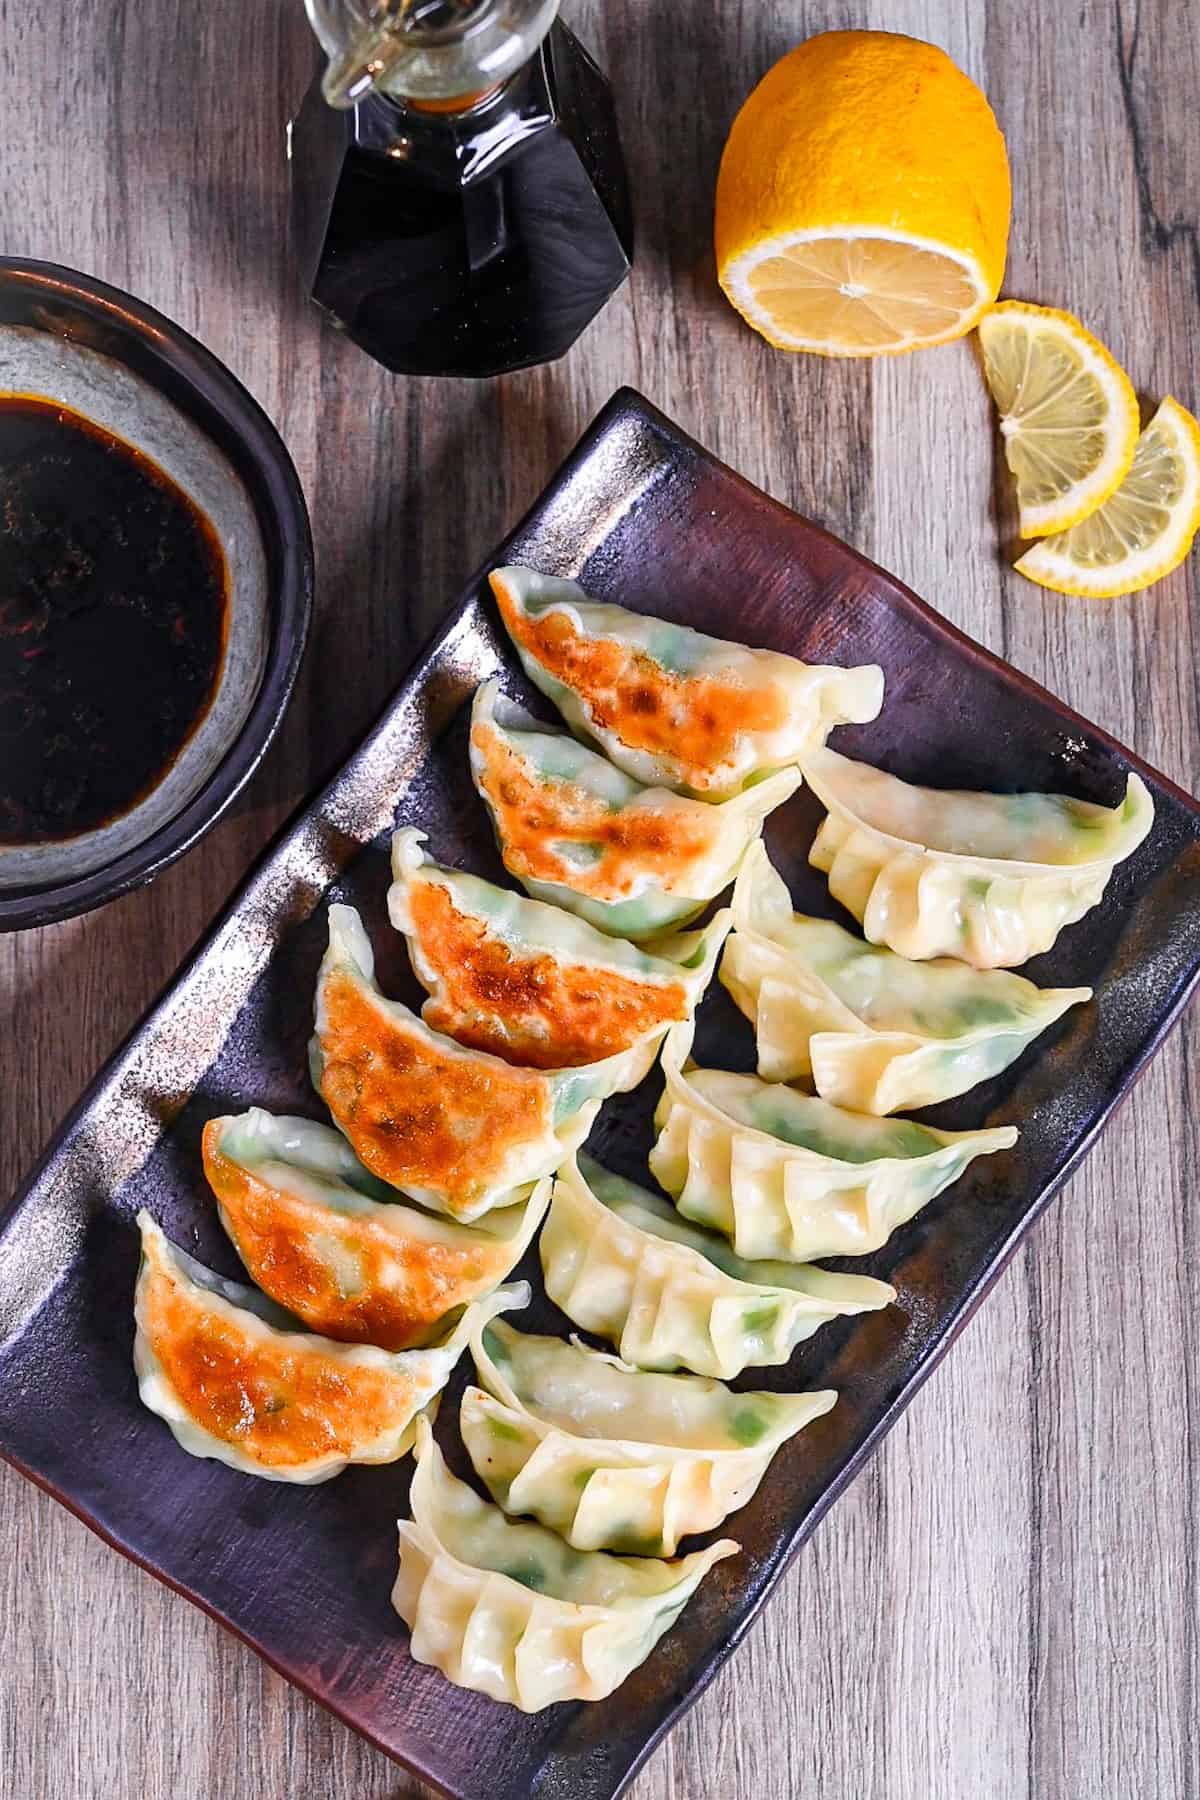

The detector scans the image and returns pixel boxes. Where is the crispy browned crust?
[202,1122,503,1350]
[471,717,716,899]
[492,569,785,792]
[138,1230,425,1469]
[316,969,552,1204]
[408,881,686,1068]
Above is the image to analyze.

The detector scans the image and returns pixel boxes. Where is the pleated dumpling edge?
[720,839,1092,1112]
[460,1315,836,1555]
[392,1415,738,1711]
[803,746,1154,968]
[540,1152,893,1379]
[651,1020,1018,1261]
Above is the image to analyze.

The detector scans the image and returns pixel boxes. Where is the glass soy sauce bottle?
[290,0,634,377]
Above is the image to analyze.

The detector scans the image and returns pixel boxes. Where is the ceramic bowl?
[0,258,312,931]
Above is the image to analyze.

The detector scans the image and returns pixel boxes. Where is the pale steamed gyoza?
[721,842,1092,1113]
[310,904,644,1220]
[203,1108,549,1350]
[490,565,884,798]
[469,679,802,939]
[540,1155,893,1379]
[804,746,1154,968]
[461,1317,835,1556]
[650,1024,1017,1262]
[133,1212,525,1484]
[392,1416,737,1711]
[387,825,729,1070]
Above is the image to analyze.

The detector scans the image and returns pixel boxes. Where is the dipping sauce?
[0,396,227,846]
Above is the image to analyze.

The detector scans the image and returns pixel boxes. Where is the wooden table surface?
[2,1,1198,1795]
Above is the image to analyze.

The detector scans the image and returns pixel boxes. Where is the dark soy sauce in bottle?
[291,0,633,377]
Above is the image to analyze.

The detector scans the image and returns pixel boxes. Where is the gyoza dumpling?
[387,827,729,1071]
[804,746,1154,968]
[650,1025,1017,1262]
[540,1155,892,1378]
[460,1317,835,1555]
[393,1415,737,1710]
[203,1109,549,1350]
[133,1212,525,1483]
[721,842,1093,1113]
[310,905,643,1221]
[490,566,884,799]
[469,680,803,939]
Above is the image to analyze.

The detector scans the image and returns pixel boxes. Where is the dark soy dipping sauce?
[0,397,227,846]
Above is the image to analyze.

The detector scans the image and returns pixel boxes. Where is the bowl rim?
[0,255,314,933]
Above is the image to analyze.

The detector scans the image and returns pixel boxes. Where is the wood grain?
[1,0,1197,1796]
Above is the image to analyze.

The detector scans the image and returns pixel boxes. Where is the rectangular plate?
[4,389,1200,1800]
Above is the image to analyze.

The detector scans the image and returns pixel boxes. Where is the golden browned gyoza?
[203,1109,549,1350]
[387,826,728,1069]
[490,566,883,799]
[310,904,645,1219]
[133,1211,523,1483]
[469,679,802,939]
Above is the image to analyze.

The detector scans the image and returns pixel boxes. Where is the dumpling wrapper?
[651,1022,1017,1262]
[461,1317,835,1555]
[133,1211,527,1484]
[392,1414,737,1711]
[540,1154,892,1379]
[721,841,1092,1113]
[310,904,646,1220]
[490,566,884,799]
[387,825,729,1070]
[469,678,803,939]
[803,746,1154,968]
[204,1108,549,1350]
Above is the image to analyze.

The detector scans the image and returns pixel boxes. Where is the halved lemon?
[1014,397,1200,597]
[715,33,1011,358]
[978,303,1141,536]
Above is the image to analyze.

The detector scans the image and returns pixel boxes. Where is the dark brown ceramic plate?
[3,390,1199,1800]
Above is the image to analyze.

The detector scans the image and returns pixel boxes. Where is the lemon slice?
[977,303,1140,536]
[1014,397,1200,598]
[723,230,993,357]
